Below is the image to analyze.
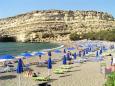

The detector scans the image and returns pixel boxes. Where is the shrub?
[69,29,115,42]
[69,32,80,41]
[105,72,115,86]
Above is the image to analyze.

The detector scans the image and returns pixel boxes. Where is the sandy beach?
[0,40,114,86]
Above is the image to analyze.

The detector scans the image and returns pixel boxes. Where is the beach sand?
[0,40,113,86]
[0,55,106,86]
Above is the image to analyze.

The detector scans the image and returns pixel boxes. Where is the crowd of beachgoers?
[0,40,115,86]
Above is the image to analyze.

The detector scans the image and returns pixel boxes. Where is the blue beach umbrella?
[67,47,75,51]
[0,54,14,60]
[47,57,52,69]
[63,55,67,65]
[86,48,88,54]
[21,52,32,58]
[35,52,45,56]
[16,59,23,86]
[66,53,70,60]
[0,54,14,62]
[83,50,85,56]
[48,51,52,57]
[96,51,99,57]
[78,51,82,57]
[21,52,32,64]
[99,49,102,55]
[47,57,52,76]
[54,50,61,53]
[73,53,77,60]
[16,59,23,73]
[88,47,91,52]
[64,49,66,53]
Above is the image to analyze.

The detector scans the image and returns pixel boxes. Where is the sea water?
[0,42,59,56]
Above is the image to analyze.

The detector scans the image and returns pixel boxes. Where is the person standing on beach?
[111,55,113,66]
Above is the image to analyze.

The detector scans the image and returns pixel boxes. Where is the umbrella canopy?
[63,55,67,64]
[64,49,66,53]
[48,51,52,57]
[99,49,102,55]
[66,53,70,60]
[73,53,77,60]
[0,54,14,61]
[54,50,61,53]
[78,51,82,57]
[16,59,23,74]
[47,57,52,69]
[67,47,75,51]
[96,51,99,57]
[35,52,45,56]
[85,48,88,54]
[21,53,32,58]
[83,50,85,56]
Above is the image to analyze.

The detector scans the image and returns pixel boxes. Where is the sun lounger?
[36,62,47,67]
[53,69,65,74]
[33,75,51,81]
[0,66,16,73]
[60,65,72,69]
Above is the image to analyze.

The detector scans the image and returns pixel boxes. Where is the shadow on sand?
[0,75,16,80]
[60,74,72,78]
[70,69,81,72]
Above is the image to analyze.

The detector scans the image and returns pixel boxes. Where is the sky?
[0,0,115,18]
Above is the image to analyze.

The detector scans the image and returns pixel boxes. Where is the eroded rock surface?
[0,10,114,42]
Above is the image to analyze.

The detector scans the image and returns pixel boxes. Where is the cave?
[0,36,16,42]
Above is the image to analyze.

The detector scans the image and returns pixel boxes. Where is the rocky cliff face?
[0,10,114,42]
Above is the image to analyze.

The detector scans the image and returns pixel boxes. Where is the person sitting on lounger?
[32,73,38,77]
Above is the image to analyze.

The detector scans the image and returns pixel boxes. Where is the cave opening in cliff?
[0,36,16,42]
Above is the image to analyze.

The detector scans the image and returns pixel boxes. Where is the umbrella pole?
[19,74,21,86]
[26,59,28,65]
[48,69,50,76]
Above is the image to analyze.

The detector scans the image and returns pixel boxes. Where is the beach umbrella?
[99,49,102,55]
[48,51,52,57]
[78,51,81,57]
[85,48,88,54]
[83,50,85,56]
[67,47,75,51]
[16,59,23,86]
[0,54,14,61]
[64,49,66,53]
[54,50,61,53]
[0,55,14,68]
[63,55,67,65]
[73,52,77,60]
[66,53,70,60]
[21,52,32,58]
[89,47,91,52]
[47,57,52,76]
[35,52,45,60]
[20,52,32,64]
[35,52,45,56]
[96,51,99,58]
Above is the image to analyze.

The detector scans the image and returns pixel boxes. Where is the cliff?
[0,10,114,42]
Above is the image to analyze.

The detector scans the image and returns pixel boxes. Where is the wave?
[42,45,64,52]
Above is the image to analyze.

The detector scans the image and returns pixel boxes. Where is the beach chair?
[60,65,72,69]
[33,75,51,81]
[0,67,5,73]
[53,68,65,74]
[36,62,47,67]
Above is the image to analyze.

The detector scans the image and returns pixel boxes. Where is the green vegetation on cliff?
[69,29,115,41]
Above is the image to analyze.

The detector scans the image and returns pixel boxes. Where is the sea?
[0,42,59,56]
